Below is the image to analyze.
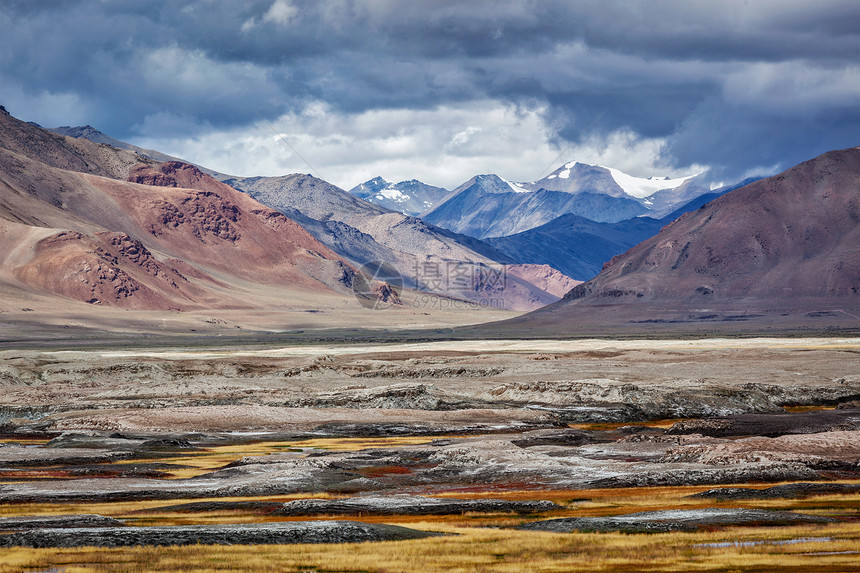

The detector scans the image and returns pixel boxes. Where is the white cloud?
[447,126,483,150]
[133,99,710,190]
[242,0,299,31]
[264,0,299,26]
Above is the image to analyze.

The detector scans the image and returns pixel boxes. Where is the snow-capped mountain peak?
[353,176,391,194]
[349,177,450,216]
[544,160,700,198]
[601,165,702,199]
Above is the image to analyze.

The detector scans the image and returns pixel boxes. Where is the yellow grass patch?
[110,435,448,480]
[2,435,859,571]
[1,522,859,573]
[568,418,689,431]
[783,405,838,413]
[0,437,50,446]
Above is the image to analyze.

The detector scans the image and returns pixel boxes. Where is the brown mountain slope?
[0,110,354,311]
[0,147,352,292]
[0,106,148,180]
[505,264,583,298]
[479,148,860,335]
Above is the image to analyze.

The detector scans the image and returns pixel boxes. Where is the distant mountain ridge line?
[24,117,578,310]
[474,146,860,337]
[220,171,573,310]
[421,162,722,240]
[25,115,764,311]
[487,179,758,281]
[45,119,723,232]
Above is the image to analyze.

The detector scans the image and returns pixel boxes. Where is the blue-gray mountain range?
[421,162,716,240]
[486,179,758,281]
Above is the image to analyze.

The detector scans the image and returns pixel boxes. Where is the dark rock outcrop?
[689,482,860,500]
[517,508,835,533]
[0,514,123,531]
[666,409,860,438]
[0,521,440,548]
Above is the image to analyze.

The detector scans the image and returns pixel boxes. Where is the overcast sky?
[2,0,858,190]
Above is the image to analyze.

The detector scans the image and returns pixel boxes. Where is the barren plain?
[1,336,858,571]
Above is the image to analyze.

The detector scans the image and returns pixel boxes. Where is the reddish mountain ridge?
[484,147,860,335]
[0,108,353,311]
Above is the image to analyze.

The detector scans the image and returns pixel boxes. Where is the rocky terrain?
[517,508,835,533]
[275,495,562,516]
[0,338,856,520]
[691,482,860,500]
[0,521,439,548]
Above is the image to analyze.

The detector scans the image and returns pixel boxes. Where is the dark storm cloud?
[1,0,858,179]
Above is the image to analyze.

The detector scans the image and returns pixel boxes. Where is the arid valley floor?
[1,335,858,571]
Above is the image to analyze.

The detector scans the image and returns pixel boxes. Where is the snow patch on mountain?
[543,161,701,199]
[604,166,701,199]
[501,177,531,193]
[376,186,409,203]
[557,166,571,179]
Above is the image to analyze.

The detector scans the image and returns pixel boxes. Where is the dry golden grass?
[568,418,689,431]
[119,436,442,480]
[2,484,859,571]
[0,494,342,521]
[783,405,838,413]
[1,522,859,572]
[2,435,859,571]
[0,436,50,445]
